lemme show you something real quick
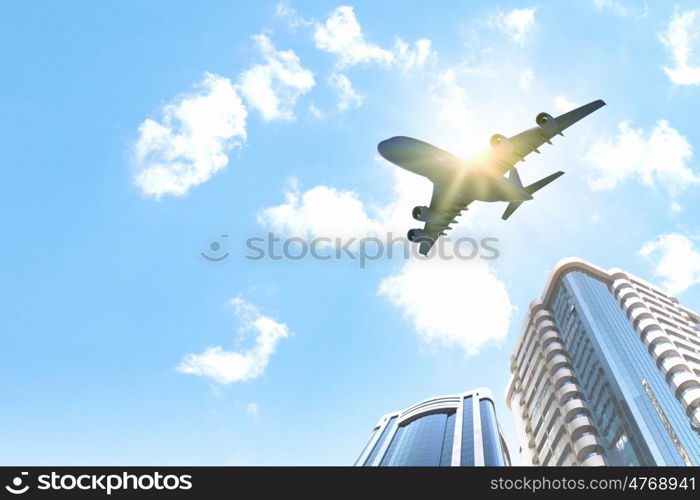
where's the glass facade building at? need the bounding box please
[507,258,700,466]
[355,388,510,466]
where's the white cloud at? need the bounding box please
[488,7,538,45]
[379,257,514,355]
[258,178,384,242]
[257,158,439,245]
[313,6,433,70]
[584,120,698,196]
[275,1,312,30]
[328,73,364,110]
[639,233,700,295]
[554,95,579,112]
[133,35,314,198]
[518,68,534,89]
[429,67,473,131]
[659,8,700,86]
[245,402,260,418]
[313,6,393,68]
[238,34,315,121]
[592,0,648,19]
[133,73,247,199]
[393,38,434,71]
[308,103,324,119]
[177,297,291,385]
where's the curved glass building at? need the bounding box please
[355,388,510,466]
[507,258,700,466]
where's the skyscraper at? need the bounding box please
[507,258,700,466]
[355,388,510,466]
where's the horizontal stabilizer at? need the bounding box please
[525,171,565,195]
[501,171,565,220]
[501,201,524,220]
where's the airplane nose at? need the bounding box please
[377,138,394,157]
[377,136,407,162]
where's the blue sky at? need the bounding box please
[3,0,700,465]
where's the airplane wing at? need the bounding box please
[378,136,473,255]
[492,99,606,172]
[415,181,473,255]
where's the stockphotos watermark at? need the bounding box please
[4,471,192,495]
[201,232,500,268]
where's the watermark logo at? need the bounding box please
[202,232,500,268]
[201,234,230,262]
[5,472,29,495]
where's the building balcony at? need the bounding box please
[553,368,575,388]
[540,329,561,346]
[536,319,557,335]
[621,296,645,312]
[557,382,580,400]
[652,342,679,361]
[691,407,700,430]
[573,434,602,463]
[628,306,652,324]
[681,387,700,409]
[636,316,658,332]
[615,286,636,302]
[567,415,596,440]
[671,371,700,397]
[641,327,666,348]
[661,356,690,377]
[533,308,554,325]
[612,279,633,296]
[548,354,569,371]
[633,311,656,330]
[528,432,536,449]
[562,398,587,421]
[543,341,564,360]
[581,454,606,466]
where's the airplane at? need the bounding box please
[377,99,606,255]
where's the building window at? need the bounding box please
[609,431,637,466]
[461,397,475,466]
[353,427,378,466]
[363,416,397,466]
[480,399,505,466]
[380,412,456,466]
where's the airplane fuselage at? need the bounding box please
[377,137,531,204]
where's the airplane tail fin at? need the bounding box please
[508,167,523,188]
[501,171,565,220]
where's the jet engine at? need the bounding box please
[412,205,431,222]
[407,228,427,242]
[535,112,560,135]
[490,134,515,156]
[490,133,510,147]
